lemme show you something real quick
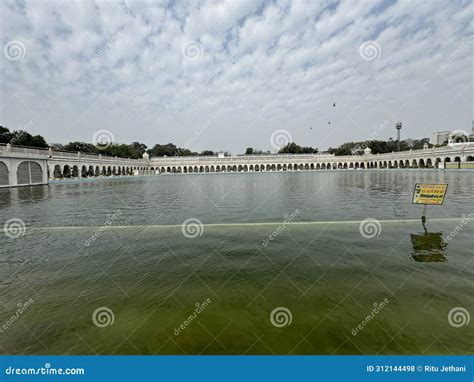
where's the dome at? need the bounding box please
[142,151,150,159]
[363,146,371,155]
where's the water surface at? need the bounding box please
[0,171,472,354]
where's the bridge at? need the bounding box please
[0,142,473,188]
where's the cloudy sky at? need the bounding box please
[0,0,472,153]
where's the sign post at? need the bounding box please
[412,183,448,233]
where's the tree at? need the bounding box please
[278,142,318,154]
[9,130,48,148]
[129,142,148,159]
[200,150,214,156]
[149,143,182,157]
[63,141,98,153]
[245,147,254,155]
[0,126,12,144]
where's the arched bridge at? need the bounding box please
[1,143,473,187]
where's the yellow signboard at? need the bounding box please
[412,183,448,205]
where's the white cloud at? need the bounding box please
[0,0,472,153]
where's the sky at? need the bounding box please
[0,0,472,153]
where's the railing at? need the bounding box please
[150,144,474,165]
[0,143,148,163]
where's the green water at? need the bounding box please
[0,171,472,354]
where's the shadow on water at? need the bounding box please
[410,220,447,262]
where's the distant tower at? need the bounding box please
[396,122,402,152]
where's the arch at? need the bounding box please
[412,159,418,168]
[355,163,360,169]
[172,166,176,173]
[254,165,259,172]
[299,164,304,170]
[419,159,425,168]
[466,156,473,162]
[205,166,210,173]
[210,166,215,172]
[304,164,309,170]
[277,164,282,171]
[117,167,122,175]
[426,158,433,168]
[316,163,321,169]
[326,163,331,170]
[244,165,248,172]
[260,165,265,171]
[63,165,71,178]
[17,161,43,185]
[310,164,314,170]
[405,160,410,168]
[322,163,326,169]
[87,165,94,176]
[238,165,243,172]
[343,163,348,169]
[249,165,254,171]
[189,166,194,173]
[102,166,107,175]
[106,166,111,176]
[199,166,204,173]
[0,161,9,185]
[454,156,461,162]
[53,164,63,178]
[81,165,88,177]
[266,164,271,171]
[337,163,343,169]
[227,165,232,172]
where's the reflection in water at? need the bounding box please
[17,185,48,202]
[410,230,447,262]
